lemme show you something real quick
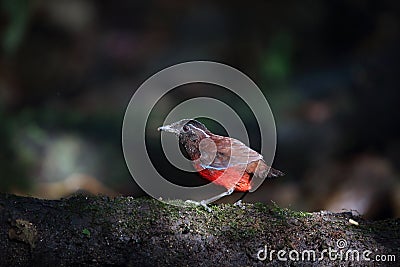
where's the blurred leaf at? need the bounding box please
[2,0,31,55]
[261,32,293,83]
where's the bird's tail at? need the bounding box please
[253,160,285,179]
[267,167,285,178]
[249,162,285,192]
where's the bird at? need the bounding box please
[158,119,284,210]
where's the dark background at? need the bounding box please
[1,0,399,219]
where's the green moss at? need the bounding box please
[82,228,91,237]
[60,195,317,245]
[270,202,312,218]
[253,202,271,213]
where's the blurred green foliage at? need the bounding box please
[2,0,31,55]
[0,109,31,191]
[261,32,293,84]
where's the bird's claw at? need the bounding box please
[184,200,198,206]
[233,199,246,209]
[233,199,242,206]
[185,200,212,212]
[200,200,212,212]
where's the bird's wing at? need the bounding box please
[204,136,263,170]
[198,136,284,179]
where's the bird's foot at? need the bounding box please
[233,200,246,209]
[185,200,212,212]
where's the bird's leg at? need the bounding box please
[233,191,248,208]
[201,187,235,205]
[185,187,235,212]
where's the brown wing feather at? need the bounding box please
[209,136,262,169]
[199,135,285,178]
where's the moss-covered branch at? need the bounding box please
[0,193,398,266]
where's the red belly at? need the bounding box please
[196,167,252,192]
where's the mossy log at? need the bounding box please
[0,193,398,266]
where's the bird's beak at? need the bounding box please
[157,124,180,135]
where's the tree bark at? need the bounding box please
[0,193,398,266]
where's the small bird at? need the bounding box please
[158,119,284,209]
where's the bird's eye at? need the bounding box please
[182,125,189,132]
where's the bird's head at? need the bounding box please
[158,119,214,160]
[158,119,211,140]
